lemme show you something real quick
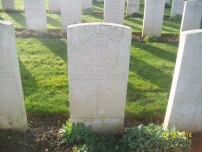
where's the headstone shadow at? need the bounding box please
[6,13,26,27]
[38,39,67,62]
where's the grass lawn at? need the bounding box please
[0,0,199,119]
[16,37,178,119]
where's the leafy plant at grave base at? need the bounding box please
[61,119,92,144]
[144,35,158,43]
[120,124,193,152]
[82,8,94,15]
[170,14,182,20]
[61,121,193,152]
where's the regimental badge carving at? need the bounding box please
[86,33,113,62]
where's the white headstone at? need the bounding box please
[82,0,92,9]
[165,0,170,4]
[49,0,61,12]
[164,30,202,132]
[61,0,82,31]
[1,0,15,10]
[68,23,132,134]
[24,0,47,32]
[180,0,202,33]
[126,0,140,16]
[142,0,165,37]
[170,0,185,17]
[104,0,125,24]
[0,21,28,132]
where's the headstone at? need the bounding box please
[126,0,140,16]
[180,0,202,33]
[142,0,165,37]
[104,0,125,24]
[49,0,61,12]
[82,0,92,9]
[165,0,170,4]
[61,0,82,31]
[1,0,15,10]
[68,23,132,134]
[24,0,47,32]
[164,30,202,132]
[170,0,185,17]
[0,21,28,132]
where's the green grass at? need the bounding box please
[126,41,177,118]
[17,38,69,114]
[16,38,178,118]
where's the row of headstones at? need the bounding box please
[1,0,202,37]
[1,19,202,133]
[143,0,202,37]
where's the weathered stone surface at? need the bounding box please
[61,0,82,31]
[24,0,47,32]
[104,0,125,24]
[67,23,132,134]
[0,21,28,132]
[49,0,61,12]
[1,0,15,10]
[180,1,202,33]
[82,0,92,9]
[164,30,202,132]
[126,0,140,16]
[170,0,185,17]
[142,0,165,37]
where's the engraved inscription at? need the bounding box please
[71,117,123,125]
[0,67,15,79]
[86,34,113,61]
[87,83,109,115]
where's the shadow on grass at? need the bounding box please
[6,13,26,27]
[19,60,39,99]
[124,17,143,32]
[136,43,176,63]
[163,19,181,30]
[38,39,67,61]
[129,55,172,92]
[92,3,104,12]
[47,15,61,28]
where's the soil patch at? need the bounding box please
[15,30,180,44]
[0,115,200,152]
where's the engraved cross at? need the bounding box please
[87,83,109,115]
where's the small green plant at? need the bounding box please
[61,119,92,144]
[144,35,158,43]
[171,14,182,20]
[82,8,94,15]
[120,124,193,152]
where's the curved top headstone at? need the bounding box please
[67,23,132,134]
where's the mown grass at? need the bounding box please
[16,37,178,118]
